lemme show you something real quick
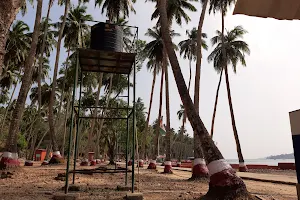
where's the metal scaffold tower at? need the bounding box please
[64,21,138,194]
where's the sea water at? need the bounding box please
[226,159,295,166]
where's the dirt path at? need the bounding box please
[0,165,297,200]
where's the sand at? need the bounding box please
[0,163,297,200]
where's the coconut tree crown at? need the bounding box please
[151,0,197,25]
[178,28,208,61]
[209,0,236,14]
[95,0,136,21]
[208,26,250,73]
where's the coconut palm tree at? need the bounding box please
[144,27,178,169]
[157,0,252,198]
[37,0,54,116]
[62,4,93,49]
[179,27,209,179]
[176,104,185,161]
[141,60,158,159]
[150,0,196,173]
[95,0,136,21]
[210,69,223,138]
[4,20,31,68]
[0,1,26,77]
[0,0,43,169]
[208,26,250,172]
[48,0,70,163]
[179,28,208,94]
[151,0,197,26]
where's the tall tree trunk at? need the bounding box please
[191,0,209,179]
[1,0,43,169]
[158,0,250,198]
[155,67,164,158]
[38,0,53,116]
[0,82,17,134]
[48,0,69,154]
[163,50,172,173]
[0,0,22,77]
[87,73,103,154]
[224,66,247,172]
[149,65,164,169]
[143,65,157,159]
[61,97,70,157]
[211,70,223,138]
[93,75,113,158]
[55,48,70,126]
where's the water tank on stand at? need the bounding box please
[91,22,123,52]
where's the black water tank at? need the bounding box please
[91,22,123,52]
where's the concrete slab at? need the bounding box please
[125,192,143,200]
[53,193,80,200]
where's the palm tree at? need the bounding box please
[208,26,250,172]
[4,20,31,68]
[179,28,208,93]
[95,0,136,21]
[210,70,223,138]
[37,0,54,116]
[179,27,209,179]
[48,0,70,163]
[141,60,158,160]
[151,0,197,26]
[0,0,43,169]
[151,0,196,173]
[62,4,93,49]
[157,0,251,198]
[0,1,24,77]
[55,4,93,128]
[144,27,178,169]
[176,104,185,161]
[0,20,31,136]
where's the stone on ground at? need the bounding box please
[125,192,143,200]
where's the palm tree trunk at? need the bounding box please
[191,0,209,180]
[155,68,164,157]
[211,70,223,138]
[0,0,22,77]
[48,0,69,156]
[55,48,70,126]
[0,0,43,170]
[61,97,70,158]
[38,0,53,116]
[87,73,103,154]
[158,0,250,198]
[143,65,157,159]
[0,82,18,134]
[224,66,247,172]
[163,50,172,173]
[93,75,113,159]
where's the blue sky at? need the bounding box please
[15,0,300,159]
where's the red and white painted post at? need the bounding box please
[163,161,172,173]
[208,159,236,185]
[239,162,248,172]
[192,158,209,179]
[49,151,64,164]
[0,152,20,169]
[80,158,89,166]
[147,159,156,169]
[138,159,144,167]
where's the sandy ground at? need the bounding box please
[0,163,297,200]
